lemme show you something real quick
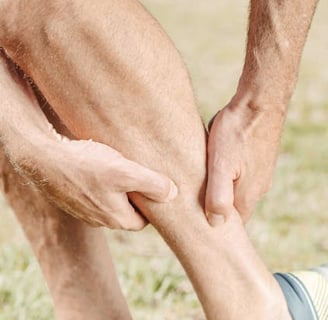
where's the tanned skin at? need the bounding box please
[207,0,319,223]
[0,55,135,320]
[0,48,178,230]
[0,0,319,319]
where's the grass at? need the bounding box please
[1,0,328,319]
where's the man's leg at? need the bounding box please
[51,69,289,318]
[76,76,289,319]
[0,123,132,320]
[2,0,290,318]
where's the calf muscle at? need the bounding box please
[1,0,290,318]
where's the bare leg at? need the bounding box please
[48,64,289,318]
[0,119,132,320]
[2,0,290,318]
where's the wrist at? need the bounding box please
[1,123,57,168]
[230,79,290,118]
[235,66,296,114]
[219,91,287,141]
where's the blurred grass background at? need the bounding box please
[1,0,328,319]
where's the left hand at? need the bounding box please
[206,99,286,224]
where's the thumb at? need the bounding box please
[205,168,234,226]
[123,160,178,203]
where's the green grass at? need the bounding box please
[1,1,328,319]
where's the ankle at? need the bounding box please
[257,280,291,320]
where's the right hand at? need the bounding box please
[24,138,178,230]
[0,48,178,231]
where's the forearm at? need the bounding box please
[237,0,319,110]
[0,53,53,159]
[206,1,320,219]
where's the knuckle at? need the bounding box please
[206,197,230,214]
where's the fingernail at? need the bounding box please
[206,211,225,226]
[166,181,178,201]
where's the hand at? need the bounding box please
[22,137,178,230]
[206,98,285,224]
[1,52,178,231]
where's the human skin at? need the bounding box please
[206,0,319,224]
[0,1,292,319]
[0,49,178,231]
[0,159,133,320]
[0,56,134,319]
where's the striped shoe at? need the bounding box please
[274,264,328,320]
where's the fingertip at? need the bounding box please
[127,163,178,203]
[164,180,178,202]
[149,178,178,203]
[206,211,225,227]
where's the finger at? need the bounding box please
[108,194,148,231]
[119,160,178,203]
[205,164,234,227]
[233,189,258,223]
